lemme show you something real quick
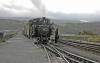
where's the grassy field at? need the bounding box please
[54,22,100,34]
[60,34,89,37]
[56,23,66,26]
[88,36,100,42]
[60,34,100,42]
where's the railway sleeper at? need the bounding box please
[55,46,98,63]
[48,44,80,63]
[67,43,100,53]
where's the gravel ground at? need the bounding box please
[53,42,100,62]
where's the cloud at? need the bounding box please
[0,7,100,22]
[0,8,16,17]
[0,0,100,22]
[0,0,47,17]
[30,0,47,16]
[46,11,100,21]
[2,3,28,11]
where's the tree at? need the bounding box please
[78,29,96,36]
[82,29,94,35]
[78,32,82,35]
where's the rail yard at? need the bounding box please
[1,0,100,63]
[41,43,98,63]
[0,17,100,63]
[0,33,100,63]
[34,40,100,63]
[60,40,100,53]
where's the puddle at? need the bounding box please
[56,57,64,61]
[6,41,13,42]
[15,38,23,40]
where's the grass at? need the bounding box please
[60,34,89,37]
[60,34,100,42]
[88,36,100,42]
[0,33,18,43]
[56,23,66,26]
[0,39,5,42]
[60,34,75,36]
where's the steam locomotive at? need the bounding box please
[23,17,54,43]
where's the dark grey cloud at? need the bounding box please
[0,4,41,17]
[0,8,100,22]
[0,8,16,17]
[0,0,47,17]
[1,1,100,22]
[0,7,100,21]
[46,11,100,22]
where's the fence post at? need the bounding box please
[87,36,89,42]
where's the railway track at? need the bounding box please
[41,43,98,63]
[59,41,100,53]
[41,44,59,63]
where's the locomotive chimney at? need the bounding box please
[42,17,46,20]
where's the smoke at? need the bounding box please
[30,0,47,17]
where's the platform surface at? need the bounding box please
[0,34,48,63]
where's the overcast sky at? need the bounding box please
[0,0,100,18]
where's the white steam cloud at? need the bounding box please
[30,0,47,17]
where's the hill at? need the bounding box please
[0,17,79,23]
[0,19,100,34]
[53,23,100,34]
[1,17,100,23]
[0,19,26,32]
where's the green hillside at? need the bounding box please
[0,19,26,31]
[54,23,100,34]
[0,19,100,35]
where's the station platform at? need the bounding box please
[0,34,48,63]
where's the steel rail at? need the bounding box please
[48,43,78,63]
[59,41,100,53]
[45,45,80,63]
[53,45,99,63]
[41,44,52,63]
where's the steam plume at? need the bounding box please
[30,0,47,17]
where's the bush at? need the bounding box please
[78,29,98,36]
[2,39,5,42]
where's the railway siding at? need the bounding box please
[45,44,99,63]
[59,35,100,54]
[60,35,100,45]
